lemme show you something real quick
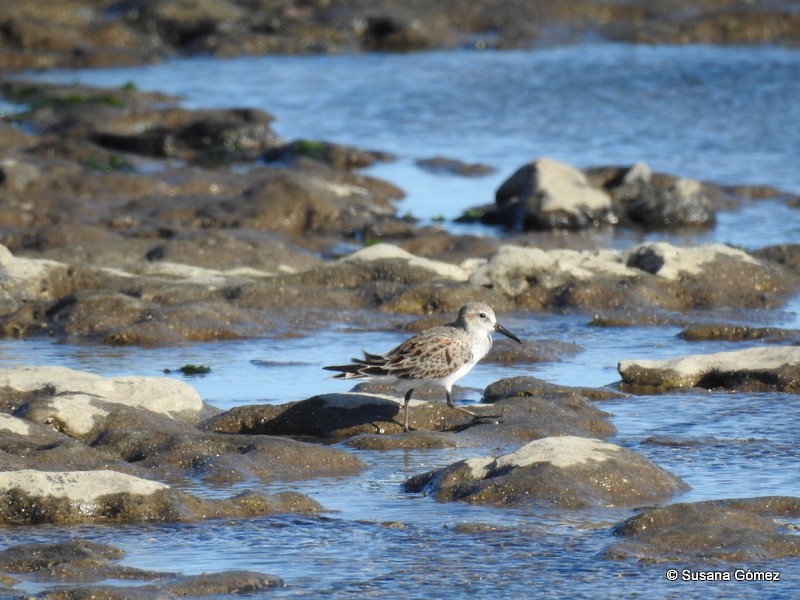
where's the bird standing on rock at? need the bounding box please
[324,302,522,432]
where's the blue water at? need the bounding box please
[4,44,800,597]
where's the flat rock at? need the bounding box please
[0,539,283,595]
[618,346,800,392]
[469,242,797,311]
[0,366,212,434]
[404,435,688,508]
[0,468,321,525]
[200,392,478,437]
[607,497,800,562]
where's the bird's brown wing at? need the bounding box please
[383,330,473,381]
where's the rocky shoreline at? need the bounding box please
[2,2,800,597]
[2,0,800,73]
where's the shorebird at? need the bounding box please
[324,302,522,432]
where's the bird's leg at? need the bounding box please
[403,389,414,433]
[446,392,502,423]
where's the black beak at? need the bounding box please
[495,322,522,344]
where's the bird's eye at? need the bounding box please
[479,312,486,319]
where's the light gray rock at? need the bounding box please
[0,469,168,502]
[619,346,800,392]
[404,435,688,507]
[337,243,471,281]
[0,366,209,434]
[495,157,614,230]
[0,468,322,525]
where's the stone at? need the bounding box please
[0,366,210,427]
[494,157,615,230]
[607,497,800,562]
[618,346,800,393]
[337,243,471,281]
[404,435,688,507]
[0,469,321,525]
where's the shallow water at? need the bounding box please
[4,44,800,597]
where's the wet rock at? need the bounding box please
[470,242,797,311]
[346,430,461,450]
[589,163,716,228]
[415,156,496,177]
[483,376,625,403]
[0,469,321,525]
[678,324,800,343]
[404,436,688,508]
[0,539,282,596]
[200,392,475,437]
[92,428,366,484]
[357,14,445,51]
[264,139,395,170]
[493,158,615,230]
[618,346,800,393]
[607,497,800,562]
[0,540,144,582]
[753,243,800,275]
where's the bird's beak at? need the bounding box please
[495,322,522,344]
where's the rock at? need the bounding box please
[678,324,800,343]
[483,376,625,403]
[0,539,283,595]
[0,244,74,315]
[626,177,715,228]
[200,392,479,437]
[264,139,395,170]
[591,163,716,228]
[607,497,800,562]
[0,469,321,525]
[618,346,800,393]
[92,428,366,484]
[357,14,446,51]
[0,366,211,430]
[404,436,688,507]
[753,244,800,275]
[469,242,797,311]
[494,158,615,230]
[415,156,496,177]
[337,243,471,282]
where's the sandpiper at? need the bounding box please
[324,302,522,432]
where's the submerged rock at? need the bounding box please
[618,346,800,393]
[607,497,800,562]
[404,436,688,508]
[0,539,283,596]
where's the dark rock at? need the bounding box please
[0,539,283,598]
[753,244,800,275]
[607,497,800,562]
[415,156,496,177]
[263,139,395,170]
[678,324,800,343]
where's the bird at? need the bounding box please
[324,302,522,432]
